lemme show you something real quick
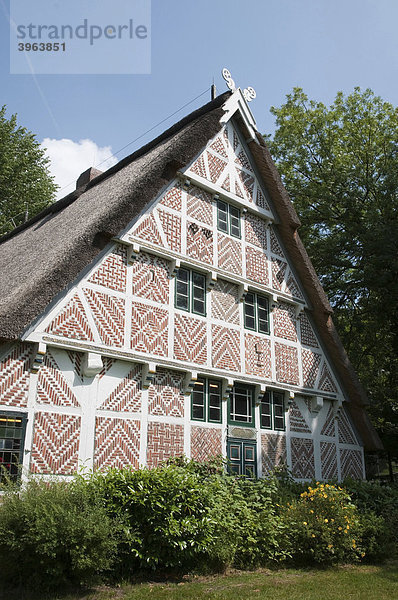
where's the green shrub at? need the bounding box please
[87,464,220,574]
[283,482,362,565]
[343,478,398,554]
[0,478,118,590]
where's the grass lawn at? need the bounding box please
[7,562,398,600]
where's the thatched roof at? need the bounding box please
[0,90,382,451]
[0,92,229,340]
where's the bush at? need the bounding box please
[0,478,118,590]
[87,463,220,574]
[283,482,363,565]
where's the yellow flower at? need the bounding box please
[324,519,329,523]
[346,525,350,530]
[303,521,308,526]
[310,510,314,514]
[324,494,328,498]
[338,527,342,531]
[311,534,315,538]
[328,544,333,549]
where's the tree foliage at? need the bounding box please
[0,105,57,235]
[267,88,398,457]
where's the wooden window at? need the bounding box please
[175,268,206,316]
[217,200,241,238]
[191,378,222,423]
[228,385,254,427]
[244,293,270,334]
[0,412,27,482]
[260,391,285,431]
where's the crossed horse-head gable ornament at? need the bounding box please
[222,67,256,102]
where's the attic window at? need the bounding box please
[217,200,241,238]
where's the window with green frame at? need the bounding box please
[228,384,255,427]
[175,268,206,316]
[217,199,241,238]
[260,391,285,431]
[0,412,27,482]
[244,292,270,334]
[191,378,222,423]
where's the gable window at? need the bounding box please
[260,391,285,431]
[217,199,241,238]
[191,378,222,423]
[244,292,270,334]
[228,385,255,427]
[175,268,206,316]
[0,412,27,482]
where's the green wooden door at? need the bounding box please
[227,439,257,478]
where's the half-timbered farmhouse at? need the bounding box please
[0,87,382,482]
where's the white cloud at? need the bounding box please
[40,138,118,199]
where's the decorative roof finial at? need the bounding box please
[222,67,256,102]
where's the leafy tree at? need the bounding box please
[267,88,398,469]
[0,105,57,235]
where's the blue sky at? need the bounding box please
[1,0,398,196]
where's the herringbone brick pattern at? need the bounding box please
[148,368,185,417]
[84,288,125,348]
[221,174,230,192]
[132,213,163,246]
[321,404,336,437]
[191,426,222,462]
[299,313,319,348]
[211,279,240,324]
[337,408,357,445]
[245,333,272,377]
[237,170,255,201]
[273,303,298,342]
[187,185,213,225]
[271,259,287,291]
[275,342,299,385]
[130,302,168,356]
[289,400,311,433]
[186,221,213,264]
[218,234,242,275]
[94,417,140,470]
[0,343,32,408]
[207,152,227,184]
[157,210,181,252]
[37,350,80,407]
[88,244,127,292]
[212,325,240,371]
[30,412,80,474]
[209,134,228,158]
[159,185,182,211]
[100,364,142,412]
[321,441,338,479]
[270,227,283,256]
[132,252,169,304]
[261,433,286,474]
[190,154,207,179]
[146,422,184,468]
[256,188,270,211]
[319,364,338,393]
[245,213,268,249]
[235,150,253,172]
[340,448,363,479]
[174,314,207,364]
[291,437,315,479]
[286,274,304,299]
[246,246,269,285]
[301,348,322,388]
[46,294,95,341]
